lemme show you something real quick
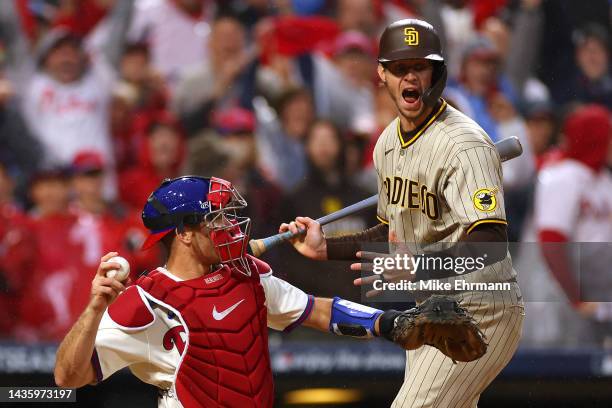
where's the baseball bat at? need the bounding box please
[249,136,523,257]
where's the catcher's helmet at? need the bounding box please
[141,176,251,274]
[378,19,447,107]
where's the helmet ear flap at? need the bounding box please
[422,62,447,107]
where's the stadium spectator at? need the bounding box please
[537,0,610,106]
[182,130,231,179]
[524,101,562,171]
[51,0,115,38]
[329,30,377,134]
[502,0,545,98]
[119,43,168,113]
[445,36,518,142]
[336,0,378,36]
[439,0,475,78]
[109,83,139,171]
[564,24,612,107]
[0,3,34,90]
[0,55,42,203]
[278,119,374,298]
[445,34,534,212]
[284,119,373,238]
[356,86,401,193]
[487,92,535,188]
[22,28,117,198]
[174,15,255,136]
[127,0,214,89]
[215,0,272,30]
[0,163,34,337]
[255,16,374,133]
[487,91,535,241]
[69,151,160,277]
[15,168,83,342]
[212,107,281,239]
[254,88,313,191]
[119,112,185,210]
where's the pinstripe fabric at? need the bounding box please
[372,102,524,407]
[391,288,524,408]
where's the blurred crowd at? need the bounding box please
[0,0,610,344]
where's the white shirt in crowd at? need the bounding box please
[128,0,212,90]
[535,160,612,242]
[22,62,117,198]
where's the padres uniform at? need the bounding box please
[374,100,524,407]
[363,19,525,408]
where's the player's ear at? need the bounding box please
[175,228,193,245]
[377,63,387,84]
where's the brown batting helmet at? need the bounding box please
[378,19,447,107]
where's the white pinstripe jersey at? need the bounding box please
[373,100,515,283]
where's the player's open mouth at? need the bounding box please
[402,89,420,104]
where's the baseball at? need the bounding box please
[106,256,130,281]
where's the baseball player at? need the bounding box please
[281,19,524,407]
[535,105,612,330]
[54,175,467,408]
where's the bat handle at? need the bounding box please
[248,228,305,257]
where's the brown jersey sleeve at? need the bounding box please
[326,223,389,260]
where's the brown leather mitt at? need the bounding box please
[379,294,487,363]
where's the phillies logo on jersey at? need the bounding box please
[163,325,186,355]
[39,87,98,114]
[579,198,611,219]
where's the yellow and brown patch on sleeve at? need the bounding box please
[472,187,499,212]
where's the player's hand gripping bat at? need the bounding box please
[249,136,523,257]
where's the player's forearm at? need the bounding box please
[412,224,508,281]
[302,297,332,332]
[54,303,104,388]
[326,223,389,260]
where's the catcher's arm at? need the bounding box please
[379,295,488,363]
[303,296,486,362]
[55,252,126,388]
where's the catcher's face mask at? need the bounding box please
[142,176,252,276]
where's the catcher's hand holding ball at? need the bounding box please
[90,252,128,312]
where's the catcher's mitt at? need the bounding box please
[380,295,487,363]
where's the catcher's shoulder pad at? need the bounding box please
[107,285,156,330]
[245,254,272,277]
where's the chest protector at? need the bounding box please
[133,259,273,408]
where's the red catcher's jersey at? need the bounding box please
[107,261,274,408]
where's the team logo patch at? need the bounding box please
[404,27,419,45]
[473,187,498,212]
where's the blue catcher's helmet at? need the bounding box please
[141,176,251,272]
